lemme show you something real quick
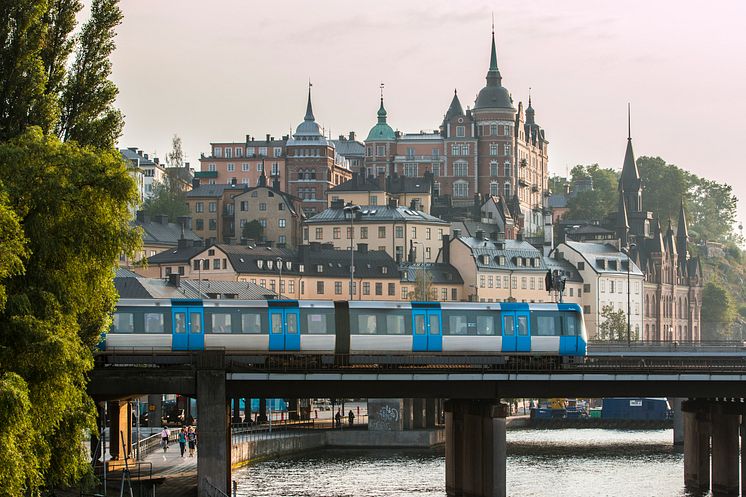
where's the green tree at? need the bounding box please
[548,175,567,196]
[689,178,738,243]
[242,220,264,240]
[166,134,184,168]
[0,188,28,311]
[409,267,434,301]
[566,164,618,220]
[597,304,631,341]
[637,156,692,223]
[57,0,123,148]
[701,281,736,340]
[141,179,188,222]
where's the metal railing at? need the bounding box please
[203,477,234,497]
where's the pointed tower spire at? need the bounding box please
[526,87,536,125]
[485,24,502,87]
[677,199,689,239]
[444,88,464,123]
[377,82,387,124]
[619,103,642,213]
[304,80,315,121]
[616,189,629,246]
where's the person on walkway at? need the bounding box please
[187,426,197,457]
[160,426,170,454]
[348,410,355,426]
[335,409,342,428]
[177,427,187,457]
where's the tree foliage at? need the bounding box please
[141,179,188,222]
[566,164,618,220]
[597,304,637,341]
[701,281,736,340]
[409,267,435,301]
[0,0,137,493]
[242,220,264,241]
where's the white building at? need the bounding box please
[553,240,644,340]
[121,148,167,202]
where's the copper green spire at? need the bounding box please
[486,25,502,87]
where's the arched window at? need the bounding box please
[503,181,511,198]
[453,180,468,198]
[490,161,498,176]
[504,161,511,176]
[645,324,649,339]
[645,295,649,317]
[490,181,499,196]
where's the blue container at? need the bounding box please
[601,398,670,421]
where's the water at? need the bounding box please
[235,428,702,497]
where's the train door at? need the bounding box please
[412,308,442,352]
[172,305,204,351]
[268,307,301,351]
[501,310,530,353]
[559,311,580,355]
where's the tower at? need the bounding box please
[364,85,396,179]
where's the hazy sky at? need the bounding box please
[109,0,746,227]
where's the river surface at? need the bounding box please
[234,428,702,497]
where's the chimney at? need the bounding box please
[517,233,524,242]
[246,134,251,143]
[177,215,192,230]
[272,176,280,191]
[331,199,345,209]
[266,133,270,143]
[144,153,149,160]
[192,178,200,189]
[154,157,159,165]
[349,131,356,141]
[297,244,307,258]
[310,241,321,251]
[475,230,485,240]
[442,234,450,264]
[453,228,461,238]
[358,243,368,254]
[167,273,180,287]
[155,214,168,225]
[388,197,398,208]
[410,199,420,211]
[377,171,386,189]
[177,237,189,249]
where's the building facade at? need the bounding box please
[185,183,248,244]
[233,180,305,248]
[198,135,287,188]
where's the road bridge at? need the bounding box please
[90,349,746,497]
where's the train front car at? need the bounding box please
[529,302,587,363]
[105,298,175,351]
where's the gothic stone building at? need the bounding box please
[362,30,549,235]
[615,130,703,342]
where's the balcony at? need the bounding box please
[519,179,529,187]
[393,155,443,163]
[531,184,539,192]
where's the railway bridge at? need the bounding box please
[90,345,746,497]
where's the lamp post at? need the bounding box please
[276,257,283,299]
[622,243,637,346]
[343,204,361,301]
[413,241,426,300]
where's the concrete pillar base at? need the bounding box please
[197,351,230,497]
[670,398,684,445]
[711,406,739,497]
[107,400,132,461]
[683,400,710,492]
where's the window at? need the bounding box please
[395,226,404,238]
[316,281,324,294]
[316,264,323,272]
[490,124,497,135]
[454,161,467,176]
[144,313,164,333]
[259,203,267,211]
[388,283,395,296]
[363,282,371,295]
[425,247,431,260]
[378,227,386,238]
[208,219,217,230]
[240,201,248,211]
[271,162,279,176]
[503,182,511,198]
[578,262,585,270]
[490,161,498,176]
[333,227,341,239]
[360,227,368,239]
[195,202,204,213]
[112,312,134,333]
[504,162,511,176]
[490,182,499,196]
[335,281,342,295]
[258,147,267,156]
[208,163,216,172]
[211,313,232,333]
[583,283,591,292]
[453,181,468,198]
[258,219,266,228]
[227,163,235,172]
[456,125,465,137]
[451,144,459,155]
[480,275,485,288]
[411,227,417,238]
[242,163,249,171]
[402,287,409,299]
[279,219,286,228]
[274,147,282,157]
[347,227,353,239]
[209,202,217,213]
[212,258,220,269]
[376,145,385,156]
[279,235,286,244]
[461,144,469,155]
[315,227,323,240]
[195,218,203,230]
[583,305,591,314]
[490,144,498,156]
[504,144,511,156]
[601,280,605,293]
[375,282,383,295]
[404,163,417,177]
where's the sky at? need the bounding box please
[108,0,746,228]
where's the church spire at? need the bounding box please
[616,189,629,247]
[526,87,536,125]
[377,83,388,124]
[485,24,502,87]
[676,199,689,256]
[619,103,642,212]
[304,81,315,121]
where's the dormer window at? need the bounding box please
[267,260,273,269]
[299,264,304,272]
[516,258,523,267]
[499,256,506,266]
[257,260,263,269]
[316,264,323,272]
[381,266,388,274]
[285,261,292,270]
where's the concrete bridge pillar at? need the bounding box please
[741,414,746,497]
[107,400,131,461]
[258,398,267,423]
[244,397,252,422]
[232,398,241,423]
[669,397,684,445]
[425,399,437,428]
[402,398,413,430]
[683,400,710,492]
[446,400,508,497]
[413,399,425,429]
[147,394,162,428]
[711,405,739,497]
[197,351,230,497]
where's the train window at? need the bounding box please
[190,313,202,334]
[387,314,406,335]
[533,313,559,336]
[144,313,164,333]
[174,313,186,334]
[112,312,134,333]
[270,314,282,334]
[563,313,580,336]
[241,313,262,334]
[476,315,496,335]
[429,314,440,335]
[211,313,232,333]
[517,316,529,336]
[286,313,298,334]
[503,315,515,336]
[446,314,467,335]
[305,313,328,334]
[356,314,377,334]
[414,315,426,335]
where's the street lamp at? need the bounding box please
[197,258,206,296]
[621,243,637,346]
[412,241,426,300]
[276,257,283,299]
[343,203,361,301]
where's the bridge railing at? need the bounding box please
[587,339,746,354]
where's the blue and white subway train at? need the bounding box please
[104,300,587,362]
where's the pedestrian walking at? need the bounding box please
[335,409,342,428]
[348,410,355,426]
[177,427,187,457]
[160,426,170,454]
[187,426,197,457]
